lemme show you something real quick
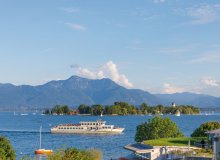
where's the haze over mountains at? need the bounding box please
[0,76,219,109]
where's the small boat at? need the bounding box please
[20,113,28,116]
[175,110,180,116]
[35,126,53,155]
[35,149,53,155]
[51,120,124,134]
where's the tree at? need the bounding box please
[50,105,71,115]
[120,108,128,115]
[191,121,220,137]
[103,105,111,115]
[47,147,102,160]
[156,104,165,114]
[62,105,70,114]
[0,136,16,160]
[91,105,103,116]
[140,103,148,114]
[78,104,91,114]
[135,116,184,142]
[111,105,121,115]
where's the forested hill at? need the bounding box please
[0,76,219,109]
[0,76,158,109]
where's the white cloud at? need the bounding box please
[201,77,219,87]
[162,83,186,94]
[61,8,80,13]
[72,61,133,88]
[186,4,220,25]
[65,23,87,31]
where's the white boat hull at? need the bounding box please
[51,120,124,134]
[51,128,124,134]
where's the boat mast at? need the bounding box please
[40,126,42,149]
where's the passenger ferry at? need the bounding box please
[51,120,124,134]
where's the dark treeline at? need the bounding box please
[44,105,71,115]
[44,102,200,116]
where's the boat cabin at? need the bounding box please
[80,120,106,126]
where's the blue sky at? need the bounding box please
[0,0,220,96]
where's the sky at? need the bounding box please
[0,0,220,96]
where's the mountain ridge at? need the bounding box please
[0,76,219,109]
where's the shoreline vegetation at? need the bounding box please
[0,136,102,160]
[133,117,214,158]
[144,137,206,147]
[43,102,200,116]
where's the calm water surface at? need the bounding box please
[0,112,220,160]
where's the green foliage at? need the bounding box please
[140,103,148,114]
[144,137,205,146]
[151,105,200,115]
[91,105,104,116]
[135,116,184,142]
[44,102,200,116]
[50,105,70,115]
[0,136,16,160]
[78,104,91,114]
[47,147,102,160]
[191,121,220,137]
[20,156,38,160]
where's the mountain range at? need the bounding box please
[0,76,219,109]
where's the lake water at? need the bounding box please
[0,112,220,160]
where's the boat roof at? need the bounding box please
[80,120,106,123]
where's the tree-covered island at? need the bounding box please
[44,102,200,116]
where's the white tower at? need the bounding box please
[171,102,176,107]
